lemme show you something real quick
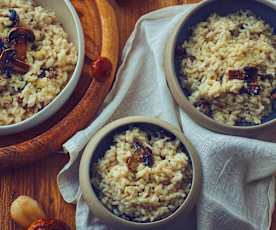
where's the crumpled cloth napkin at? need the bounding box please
[57,4,276,230]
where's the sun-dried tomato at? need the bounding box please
[228,69,244,80]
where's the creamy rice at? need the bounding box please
[0,0,77,125]
[178,11,276,126]
[92,128,192,222]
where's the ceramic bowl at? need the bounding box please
[0,0,84,135]
[79,116,201,230]
[165,0,276,138]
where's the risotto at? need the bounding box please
[0,0,77,125]
[178,11,276,126]
[92,128,192,222]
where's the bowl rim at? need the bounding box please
[164,0,276,136]
[0,0,85,135]
[79,116,201,228]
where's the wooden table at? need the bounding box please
[0,0,275,229]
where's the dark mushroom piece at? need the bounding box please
[8,27,35,61]
[246,83,261,96]
[0,48,30,75]
[126,139,155,172]
[8,9,20,27]
[194,100,212,117]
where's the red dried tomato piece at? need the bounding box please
[91,57,112,82]
[228,69,244,80]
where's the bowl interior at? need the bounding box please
[173,0,276,126]
[36,0,79,47]
[0,0,84,135]
[89,122,194,223]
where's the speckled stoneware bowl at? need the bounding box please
[165,0,276,139]
[0,0,84,135]
[79,116,201,230]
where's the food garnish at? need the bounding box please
[10,195,46,227]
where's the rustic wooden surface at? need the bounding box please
[0,0,275,229]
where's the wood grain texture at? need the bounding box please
[0,0,119,170]
[0,0,275,229]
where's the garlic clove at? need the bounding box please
[10,195,46,227]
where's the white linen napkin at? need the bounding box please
[57,4,276,230]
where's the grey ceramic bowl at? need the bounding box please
[79,116,201,230]
[0,0,84,136]
[165,0,276,139]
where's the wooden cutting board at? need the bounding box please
[0,0,119,170]
[1,0,276,229]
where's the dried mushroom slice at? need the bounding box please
[194,100,212,117]
[8,27,35,61]
[142,147,154,167]
[126,138,154,172]
[0,48,30,76]
[126,151,142,172]
[240,83,261,96]
[8,9,20,27]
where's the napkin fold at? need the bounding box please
[57,4,276,230]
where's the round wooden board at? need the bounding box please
[0,0,119,170]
